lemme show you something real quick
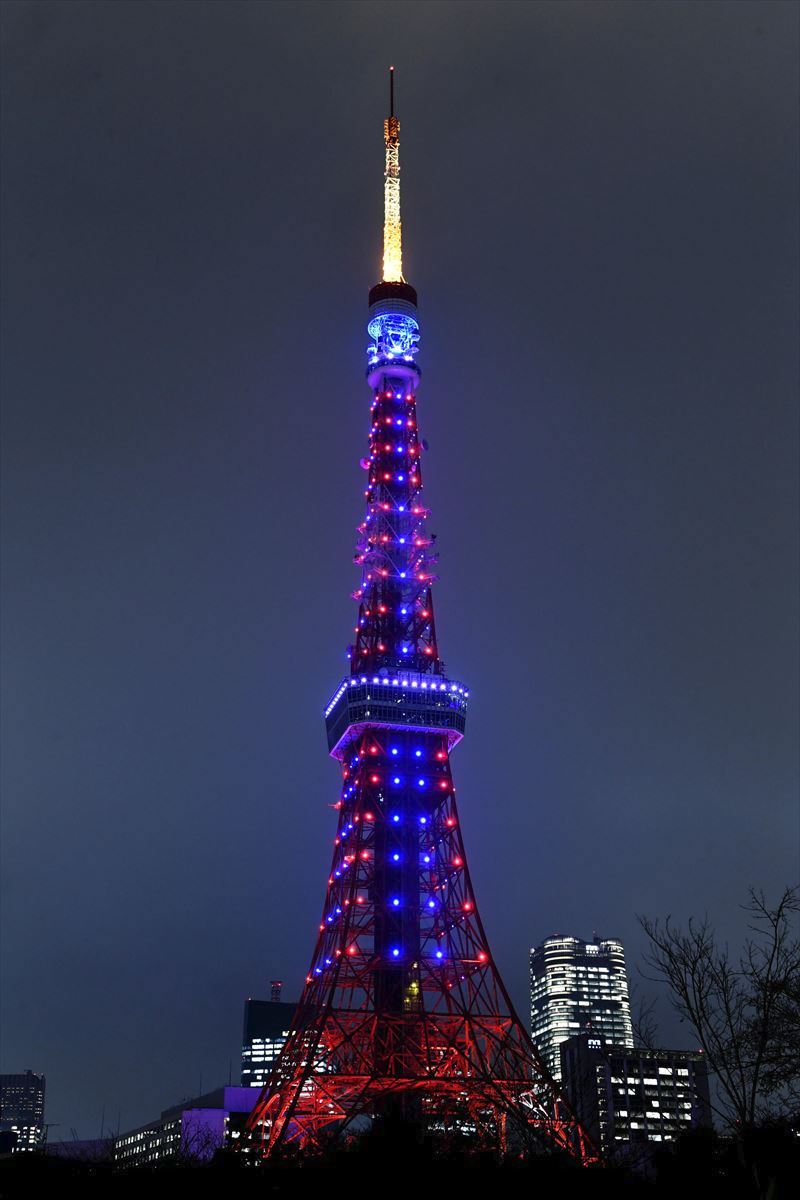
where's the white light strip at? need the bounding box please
[325,671,470,716]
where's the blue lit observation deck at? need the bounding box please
[325,671,469,761]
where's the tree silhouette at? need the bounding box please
[639,885,799,1130]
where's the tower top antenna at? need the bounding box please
[382,68,403,283]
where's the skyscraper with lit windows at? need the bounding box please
[241,994,297,1090]
[0,1071,46,1152]
[530,936,634,1079]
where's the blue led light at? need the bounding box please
[391,814,400,823]
[391,898,400,907]
[435,950,444,960]
[418,778,426,787]
[393,776,401,785]
[414,750,422,758]
[391,948,401,958]
[392,853,401,862]
[367,311,420,359]
[391,748,399,756]
[428,899,435,908]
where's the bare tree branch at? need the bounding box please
[638,886,800,1133]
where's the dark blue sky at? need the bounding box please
[1,0,797,1137]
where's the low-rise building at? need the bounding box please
[114,1086,255,1167]
[560,1034,711,1159]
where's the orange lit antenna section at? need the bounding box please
[382,66,403,283]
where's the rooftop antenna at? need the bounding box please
[389,64,394,118]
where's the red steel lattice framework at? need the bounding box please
[245,73,597,1165]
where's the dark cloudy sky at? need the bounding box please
[1,0,797,1138]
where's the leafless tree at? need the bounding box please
[639,885,800,1131]
[172,1113,225,1166]
[629,982,659,1050]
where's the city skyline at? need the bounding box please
[1,1,797,1138]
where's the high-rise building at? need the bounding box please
[560,1035,711,1158]
[530,936,634,1078]
[0,1070,46,1152]
[241,996,297,1090]
[244,72,595,1165]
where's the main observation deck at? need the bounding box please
[325,670,469,761]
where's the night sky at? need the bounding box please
[1,0,797,1138]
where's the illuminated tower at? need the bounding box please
[246,71,594,1163]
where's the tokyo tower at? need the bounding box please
[246,71,595,1164]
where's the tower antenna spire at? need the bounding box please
[382,67,403,283]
